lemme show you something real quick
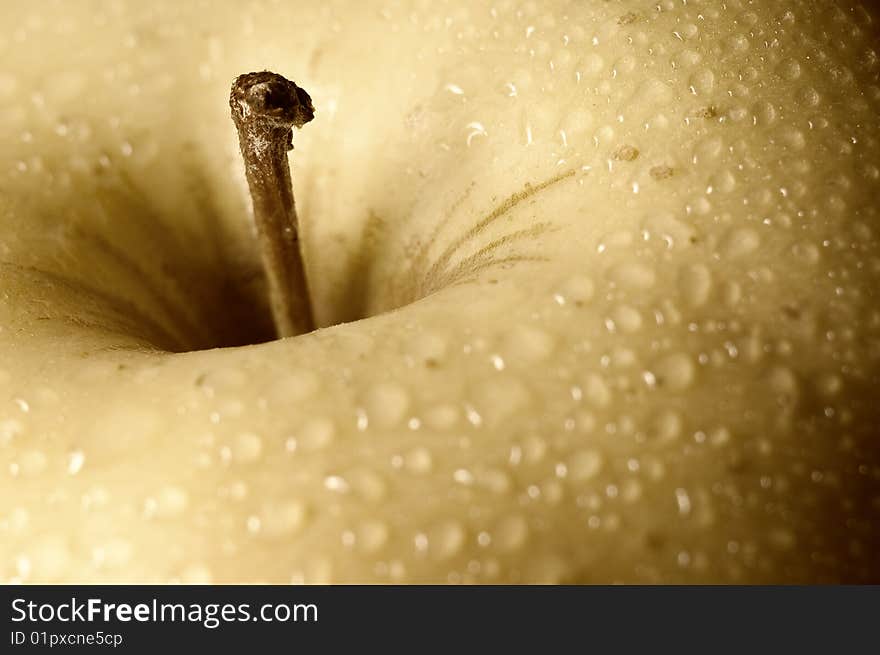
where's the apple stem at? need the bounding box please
[230,71,315,338]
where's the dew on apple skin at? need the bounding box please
[293,417,336,452]
[13,450,47,477]
[403,447,433,474]
[511,435,548,467]
[524,554,570,584]
[363,382,410,428]
[0,0,876,585]
[816,374,843,397]
[554,275,595,307]
[642,213,696,250]
[478,468,513,496]
[346,469,388,503]
[464,121,488,147]
[566,449,603,483]
[323,475,349,494]
[92,538,134,569]
[179,564,213,584]
[688,68,716,95]
[606,262,656,291]
[798,86,822,107]
[196,366,248,395]
[407,331,449,365]
[674,488,692,517]
[502,324,555,363]
[257,499,308,538]
[67,449,86,475]
[147,485,188,519]
[15,538,71,582]
[423,403,460,430]
[620,479,643,504]
[610,304,643,334]
[767,366,799,407]
[427,519,466,561]
[0,418,24,446]
[678,264,713,307]
[230,432,263,463]
[650,410,684,444]
[473,376,529,425]
[268,370,320,405]
[353,519,390,554]
[581,373,611,408]
[651,353,696,391]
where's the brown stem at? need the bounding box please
[230,71,315,338]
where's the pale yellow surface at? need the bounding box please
[0,0,878,582]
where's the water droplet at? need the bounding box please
[689,68,716,94]
[478,469,512,495]
[792,241,821,265]
[295,417,336,451]
[231,432,263,463]
[19,450,47,476]
[429,520,466,560]
[556,275,595,306]
[675,488,692,516]
[153,486,188,518]
[611,305,643,333]
[423,404,460,430]
[679,264,712,306]
[567,449,603,482]
[348,469,388,503]
[474,377,529,425]
[180,564,213,584]
[364,383,410,428]
[721,228,761,258]
[356,519,390,553]
[270,370,319,404]
[581,373,612,408]
[651,410,684,443]
[408,332,448,364]
[465,121,488,147]
[607,262,656,290]
[0,73,19,99]
[525,554,569,584]
[196,367,247,394]
[768,366,799,406]
[621,479,643,503]
[652,353,696,390]
[453,468,475,485]
[67,450,85,475]
[25,538,71,581]
[816,374,843,397]
[503,325,555,363]
[259,499,307,537]
[768,528,796,550]
[324,475,350,493]
[93,538,133,569]
[404,447,433,474]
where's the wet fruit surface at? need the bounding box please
[0,1,878,582]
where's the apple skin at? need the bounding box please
[0,0,878,583]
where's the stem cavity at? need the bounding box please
[230,71,315,338]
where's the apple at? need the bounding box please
[0,0,878,583]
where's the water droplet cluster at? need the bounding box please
[0,0,878,583]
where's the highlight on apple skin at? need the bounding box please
[0,1,878,583]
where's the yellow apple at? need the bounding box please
[0,0,878,583]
